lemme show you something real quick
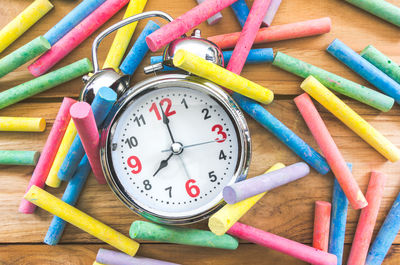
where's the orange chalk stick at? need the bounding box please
[313,201,331,254]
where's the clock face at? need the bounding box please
[103,77,249,223]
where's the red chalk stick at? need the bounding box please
[294,93,367,210]
[228,222,337,265]
[347,171,386,265]
[70,102,106,184]
[208,17,331,49]
[19,97,76,214]
[145,0,238,52]
[313,201,331,255]
[226,0,271,74]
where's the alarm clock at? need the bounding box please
[89,11,251,225]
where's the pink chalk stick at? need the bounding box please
[294,93,367,210]
[226,0,271,75]
[195,0,223,25]
[228,222,337,265]
[262,0,281,27]
[19,97,76,214]
[347,171,386,265]
[28,0,129,76]
[313,201,331,254]
[208,17,331,49]
[70,102,106,184]
[145,0,237,52]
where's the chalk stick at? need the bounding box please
[327,39,400,105]
[145,0,238,51]
[345,0,400,27]
[195,0,223,25]
[0,117,46,132]
[232,93,330,175]
[294,93,367,209]
[223,162,310,204]
[173,50,274,105]
[208,17,331,49]
[44,156,91,245]
[97,248,181,265]
[262,0,281,27]
[0,0,53,54]
[44,0,106,46]
[272,52,394,112]
[0,36,50,78]
[361,45,400,85]
[58,87,117,181]
[0,150,40,166]
[29,0,130,76]
[347,171,386,265]
[0,58,92,110]
[230,0,250,27]
[70,102,105,184]
[103,0,148,71]
[130,221,238,250]
[313,201,331,254]
[301,76,400,162]
[120,20,160,75]
[25,185,139,255]
[228,222,337,265]
[328,164,352,265]
[19,98,76,214]
[93,262,105,265]
[226,0,272,74]
[209,163,285,236]
[366,190,400,265]
[45,120,77,188]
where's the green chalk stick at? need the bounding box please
[0,36,51,78]
[0,150,40,166]
[345,0,400,27]
[0,58,92,110]
[361,45,400,84]
[272,52,394,112]
[130,221,239,250]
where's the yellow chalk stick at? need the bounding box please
[209,163,285,236]
[0,116,46,132]
[93,262,105,265]
[46,120,77,188]
[24,185,140,256]
[0,0,53,53]
[173,49,274,105]
[103,0,148,71]
[301,76,400,162]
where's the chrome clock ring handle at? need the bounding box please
[91,11,174,73]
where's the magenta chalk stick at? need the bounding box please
[228,222,337,265]
[28,0,129,76]
[145,0,237,52]
[19,97,76,214]
[294,93,367,210]
[70,102,105,184]
[313,201,331,254]
[347,171,386,265]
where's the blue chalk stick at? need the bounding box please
[328,163,352,265]
[365,190,400,265]
[230,0,250,27]
[327,39,400,105]
[58,86,117,181]
[120,20,160,76]
[44,156,91,245]
[232,93,330,175]
[44,0,106,46]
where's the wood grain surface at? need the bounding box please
[0,0,400,264]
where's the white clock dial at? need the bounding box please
[109,85,240,218]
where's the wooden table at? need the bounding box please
[1,0,400,264]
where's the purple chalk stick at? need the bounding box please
[262,0,281,27]
[223,162,310,204]
[96,248,181,265]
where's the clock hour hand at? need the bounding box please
[160,103,175,143]
[153,153,173,177]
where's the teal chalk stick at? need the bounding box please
[0,150,40,166]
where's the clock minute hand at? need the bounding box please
[153,153,173,177]
[160,103,175,143]
[161,138,225,152]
